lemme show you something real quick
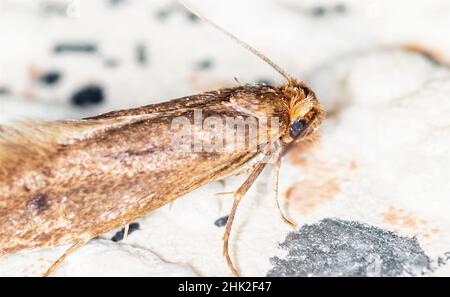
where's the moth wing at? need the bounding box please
[0,85,289,254]
[0,117,143,176]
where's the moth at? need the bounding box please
[0,2,324,276]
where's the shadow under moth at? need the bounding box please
[0,2,324,276]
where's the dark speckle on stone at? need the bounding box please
[28,194,49,213]
[71,85,105,107]
[267,218,431,277]
[311,6,327,17]
[111,222,140,242]
[0,87,10,95]
[214,215,228,227]
[39,71,61,86]
[436,252,450,267]
[335,3,347,13]
[156,9,170,21]
[104,58,120,68]
[155,6,198,23]
[186,12,199,22]
[196,59,213,70]
[136,43,148,66]
[54,43,97,54]
[41,3,67,16]
[109,0,126,6]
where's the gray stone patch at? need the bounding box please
[267,218,431,277]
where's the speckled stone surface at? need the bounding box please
[1,0,450,277]
[267,219,431,277]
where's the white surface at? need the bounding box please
[0,0,449,276]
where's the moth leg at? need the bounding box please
[123,224,130,239]
[215,191,234,197]
[43,239,88,277]
[223,160,267,276]
[273,158,296,228]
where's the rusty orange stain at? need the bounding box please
[285,174,340,216]
[381,207,420,229]
[27,65,40,80]
[288,135,320,166]
[380,207,439,239]
[284,135,347,216]
[404,44,450,66]
[285,136,361,216]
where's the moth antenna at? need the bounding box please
[177,0,293,82]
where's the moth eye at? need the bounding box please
[290,119,306,138]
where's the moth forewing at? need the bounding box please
[0,85,292,251]
[0,1,324,276]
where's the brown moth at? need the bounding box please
[0,2,324,276]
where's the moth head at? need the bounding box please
[281,80,324,144]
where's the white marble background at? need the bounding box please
[0,0,450,276]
